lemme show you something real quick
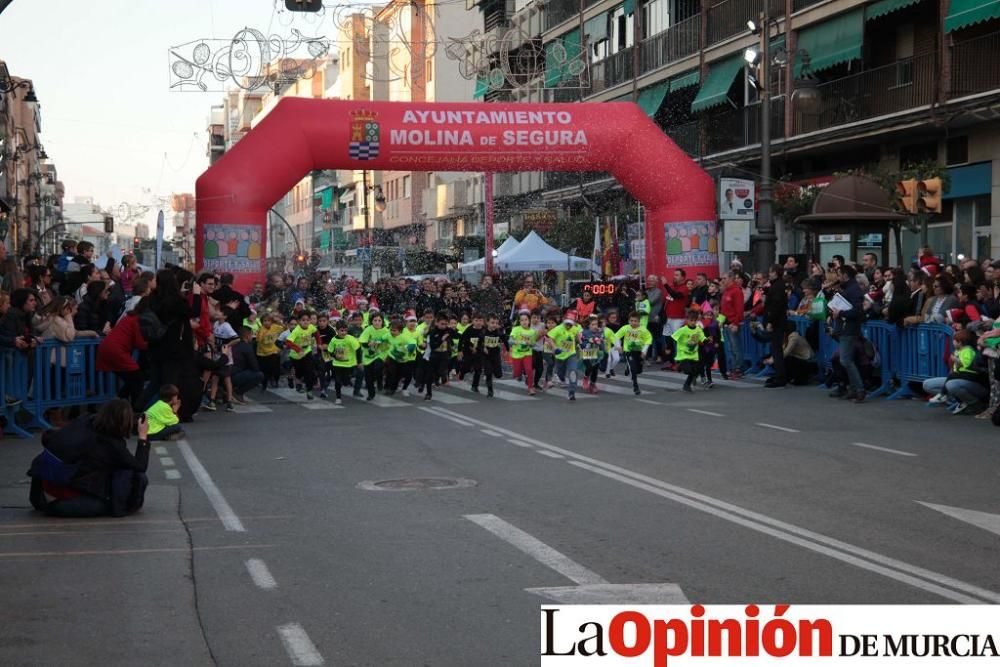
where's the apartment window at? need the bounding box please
[644,0,670,37]
[946,136,969,166]
[403,175,411,198]
[899,141,937,168]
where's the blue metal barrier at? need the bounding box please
[28,339,118,431]
[1,349,33,438]
[860,320,897,398]
[887,323,954,400]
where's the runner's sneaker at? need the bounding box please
[928,393,948,405]
[296,384,305,394]
[306,392,314,400]
[203,400,217,412]
[335,398,343,405]
[949,401,968,415]
[287,377,294,389]
[319,390,328,399]
[224,402,234,412]
[231,394,246,405]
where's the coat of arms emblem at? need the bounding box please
[349,109,379,160]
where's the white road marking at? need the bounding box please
[635,398,665,406]
[164,469,181,480]
[176,440,245,532]
[343,393,408,408]
[428,407,1000,604]
[448,381,535,401]
[277,623,325,666]
[537,450,565,459]
[688,408,724,417]
[480,429,503,437]
[246,558,277,590]
[418,406,472,426]
[153,446,168,455]
[231,402,273,414]
[417,390,475,404]
[918,502,1000,538]
[568,460,985,605]
[578,381,646,396]
[159,457,175,467]
[851,442,917,457]
[507,439,534,448]
[465,514,607,586]
[268,387,341,410]
[496,379,595,398]
[756,422,800,433]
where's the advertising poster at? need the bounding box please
[719,177,755,221]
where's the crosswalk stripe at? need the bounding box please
[231,402,273,414]
[494,379,596,399]
[266,387,342,409]
[420,390,476,405]
[446,380,536,401]
[601,374,680,391]
[342,393,410,408]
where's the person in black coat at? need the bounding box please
[0,288,39,349]
[763,265,788,388]
[28,399,150,517]
[74,281,110,334]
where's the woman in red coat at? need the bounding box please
[97,301,149,410]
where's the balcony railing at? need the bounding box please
[703,96,786,154]
[544,171,611,190]
[543,0,604,31]
[640,14,701,74]
[791,0,825,11]
[707,0,784,46]
[587,47,634,94]
[794,53,935,135]
[950,31,1000,99]
[666,120,701,156]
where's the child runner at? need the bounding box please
[698,303,721,388]
[529,310,547,389]
[539,314,559,389]
[548,311,583,401]
[314,314,335,398]
[347,311,365,397]
[256,313,284,391]
[327,320,360,405]
[285,313,318,400]
[424,314,453,401]
[401,314,422,397]
[385,319,413,396]
[614,312,653,395]
[635,289,651,332]
[481,315,507,398]
[460,314,487,393]
[579,316,606,394]
[279,316,296,389]
[358,312,391,400]
[672,308,706,393]
[508,311,538,395]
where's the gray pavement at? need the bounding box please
[2,369,999,665]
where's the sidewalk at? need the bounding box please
[0,437,213,666]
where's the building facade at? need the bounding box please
[470,0,1000,266]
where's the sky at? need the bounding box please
[1,0,349,234]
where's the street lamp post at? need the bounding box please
[750,10,776,272]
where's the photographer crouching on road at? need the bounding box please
[27,399,151,518]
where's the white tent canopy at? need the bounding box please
[459,236,520,273]
[495,231,595,272]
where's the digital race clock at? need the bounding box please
[581,282,618,296]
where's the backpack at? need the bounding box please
[138,310,167,342]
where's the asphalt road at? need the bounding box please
[2,369,1000,666]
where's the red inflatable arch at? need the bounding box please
[196,98,716,291]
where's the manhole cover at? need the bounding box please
[358,477,477,492]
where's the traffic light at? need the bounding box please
[103,215,114,234]
[897,179,918,214]
[133,237,140,250]
[918,177,943,213]
[294,253,306,265]
[285,0,322,11]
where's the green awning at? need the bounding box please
[691,54,744,113]
[623,0,635,15]
[670,70,700,91]
[544,28,582,87]
[320,188,334,210]
[584,12,608,41]
[945,0,1000,31]
[318,230,331,251]
[636,81,669,116]
[795,8,864,77]
[866,0,924,20]
[474,76,488,99]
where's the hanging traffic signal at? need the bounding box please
[285,0,322,11]
[103,215,114,234]
[897,179,919,214]
[133,237,141,250]
[918,178,943,213]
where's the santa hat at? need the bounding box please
[357,298,368,305]
[921,264,940,278]
[404,314,418,322]
[563,310,578,324]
